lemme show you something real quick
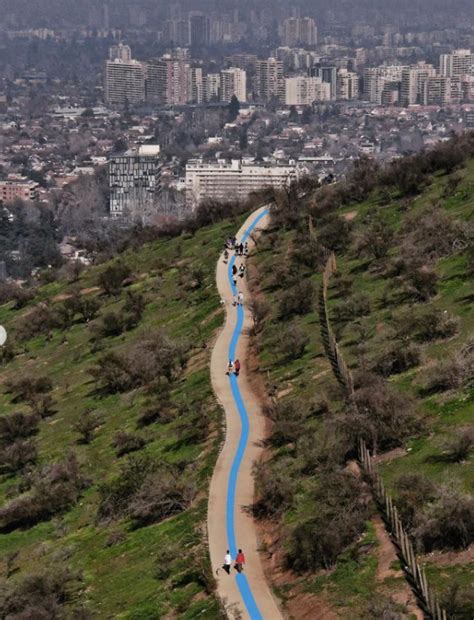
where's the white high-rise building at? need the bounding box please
[400,62,436,106]
[255,58,285,101]
[421,76,452,105]
[220,67,247,103]
[105,59,146,106]
[336,69,359,100]
[204,73,221,101]
[185,159,298,208]
[440,49,474,78]
[188,66,204,103]
[285,76,330,105]
[109,43,132,62]
[146,57,189,105]
[282,17,317,47]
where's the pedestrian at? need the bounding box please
[235,549,246,573]
[237,291,244,306]
[239,264,246,278]
[232,264,238,276]
[223,249,229,263]
[232,293,238,306]
[234,359,241,376]
[222,550,232,575]
[226,360,234,375]
[232,276,237,286]
[239,242,244,255]
[244,242,249,255]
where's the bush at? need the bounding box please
[395,306,459,343]
[0,282,35,308]
[112,431,146,457]
[128,470,196,528]
[0,439,38,474]
[5,374,52,404]
[422,338,474,393]
[14,303,60,341]
[393,473,437,529]
[285,470,370,571]
[317,214,352,253]
[277,323,310,361]
[370,340,422,376]
[332,292,371,323]
[279,280,314,318]
[98,261,132,296]
[0,566,85,619]
[253,458,296,517]
[0,411,39,445]
[413,487,474,551]
[443,427,474,463]
[346,372,421,454]
[0,453,88,530]
[248,298,270,335]
[98,454,195,527]
[73,410,101,444]
[267,400,307,447]
[353,211,394,261]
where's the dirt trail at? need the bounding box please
[207,208,284,619]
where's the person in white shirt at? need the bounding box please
[237,292,244,306]
[217,550,233,575]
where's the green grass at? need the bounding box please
[0,215,246,617]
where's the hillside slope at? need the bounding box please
[0,216,247,618]
[248,142,473,618]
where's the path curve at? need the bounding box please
[208,207,283,620]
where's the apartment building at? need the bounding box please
[336,69,359,100]
[282,17,317,47]
[220,68,247,103]
[105,58,146,106]
[285,76,330,105]
[109,145,162,221]
[0,179,39,202]
[255,58,285,101]
[185,159,298,208]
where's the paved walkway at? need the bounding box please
[207,208,284,620]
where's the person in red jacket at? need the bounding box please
[234,359,241,376]
[235,549,246,573]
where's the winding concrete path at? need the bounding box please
[208,208,283,620]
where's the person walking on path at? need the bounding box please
[232,293,238,306]
[234,359,241,376]
[239,242,244,256]
[235,549,246,573]
[239,264,246,278]
[218,550,232,575]
[232,264,238,276]
[226,360,234,375]
[237,291,244,306]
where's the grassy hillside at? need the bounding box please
[0,216,245,618]
[248,142,473,618]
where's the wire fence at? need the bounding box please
[316,237,447,620]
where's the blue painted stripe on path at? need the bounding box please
[225,209,269,620]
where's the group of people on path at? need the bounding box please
[217,234,249,578]
[226,359,241,376]
[218,549,246,575]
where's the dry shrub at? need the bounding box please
[267,400,307,447]
[279,280,314,318]
[394,306,459,342]
[413,486,474,552]
[0,566,86,619]
[112,431,146,457]
[0,411,39,445]
[285,470,370,571]
[14,303,60,341]
[370,340,422,377]
[422,338,474,393]
[338,372,421,454]
[0,453,88,531]
[0,439,38,474]
[277,323,310,361]
[253,458,296,518]
[98,453,194,527]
